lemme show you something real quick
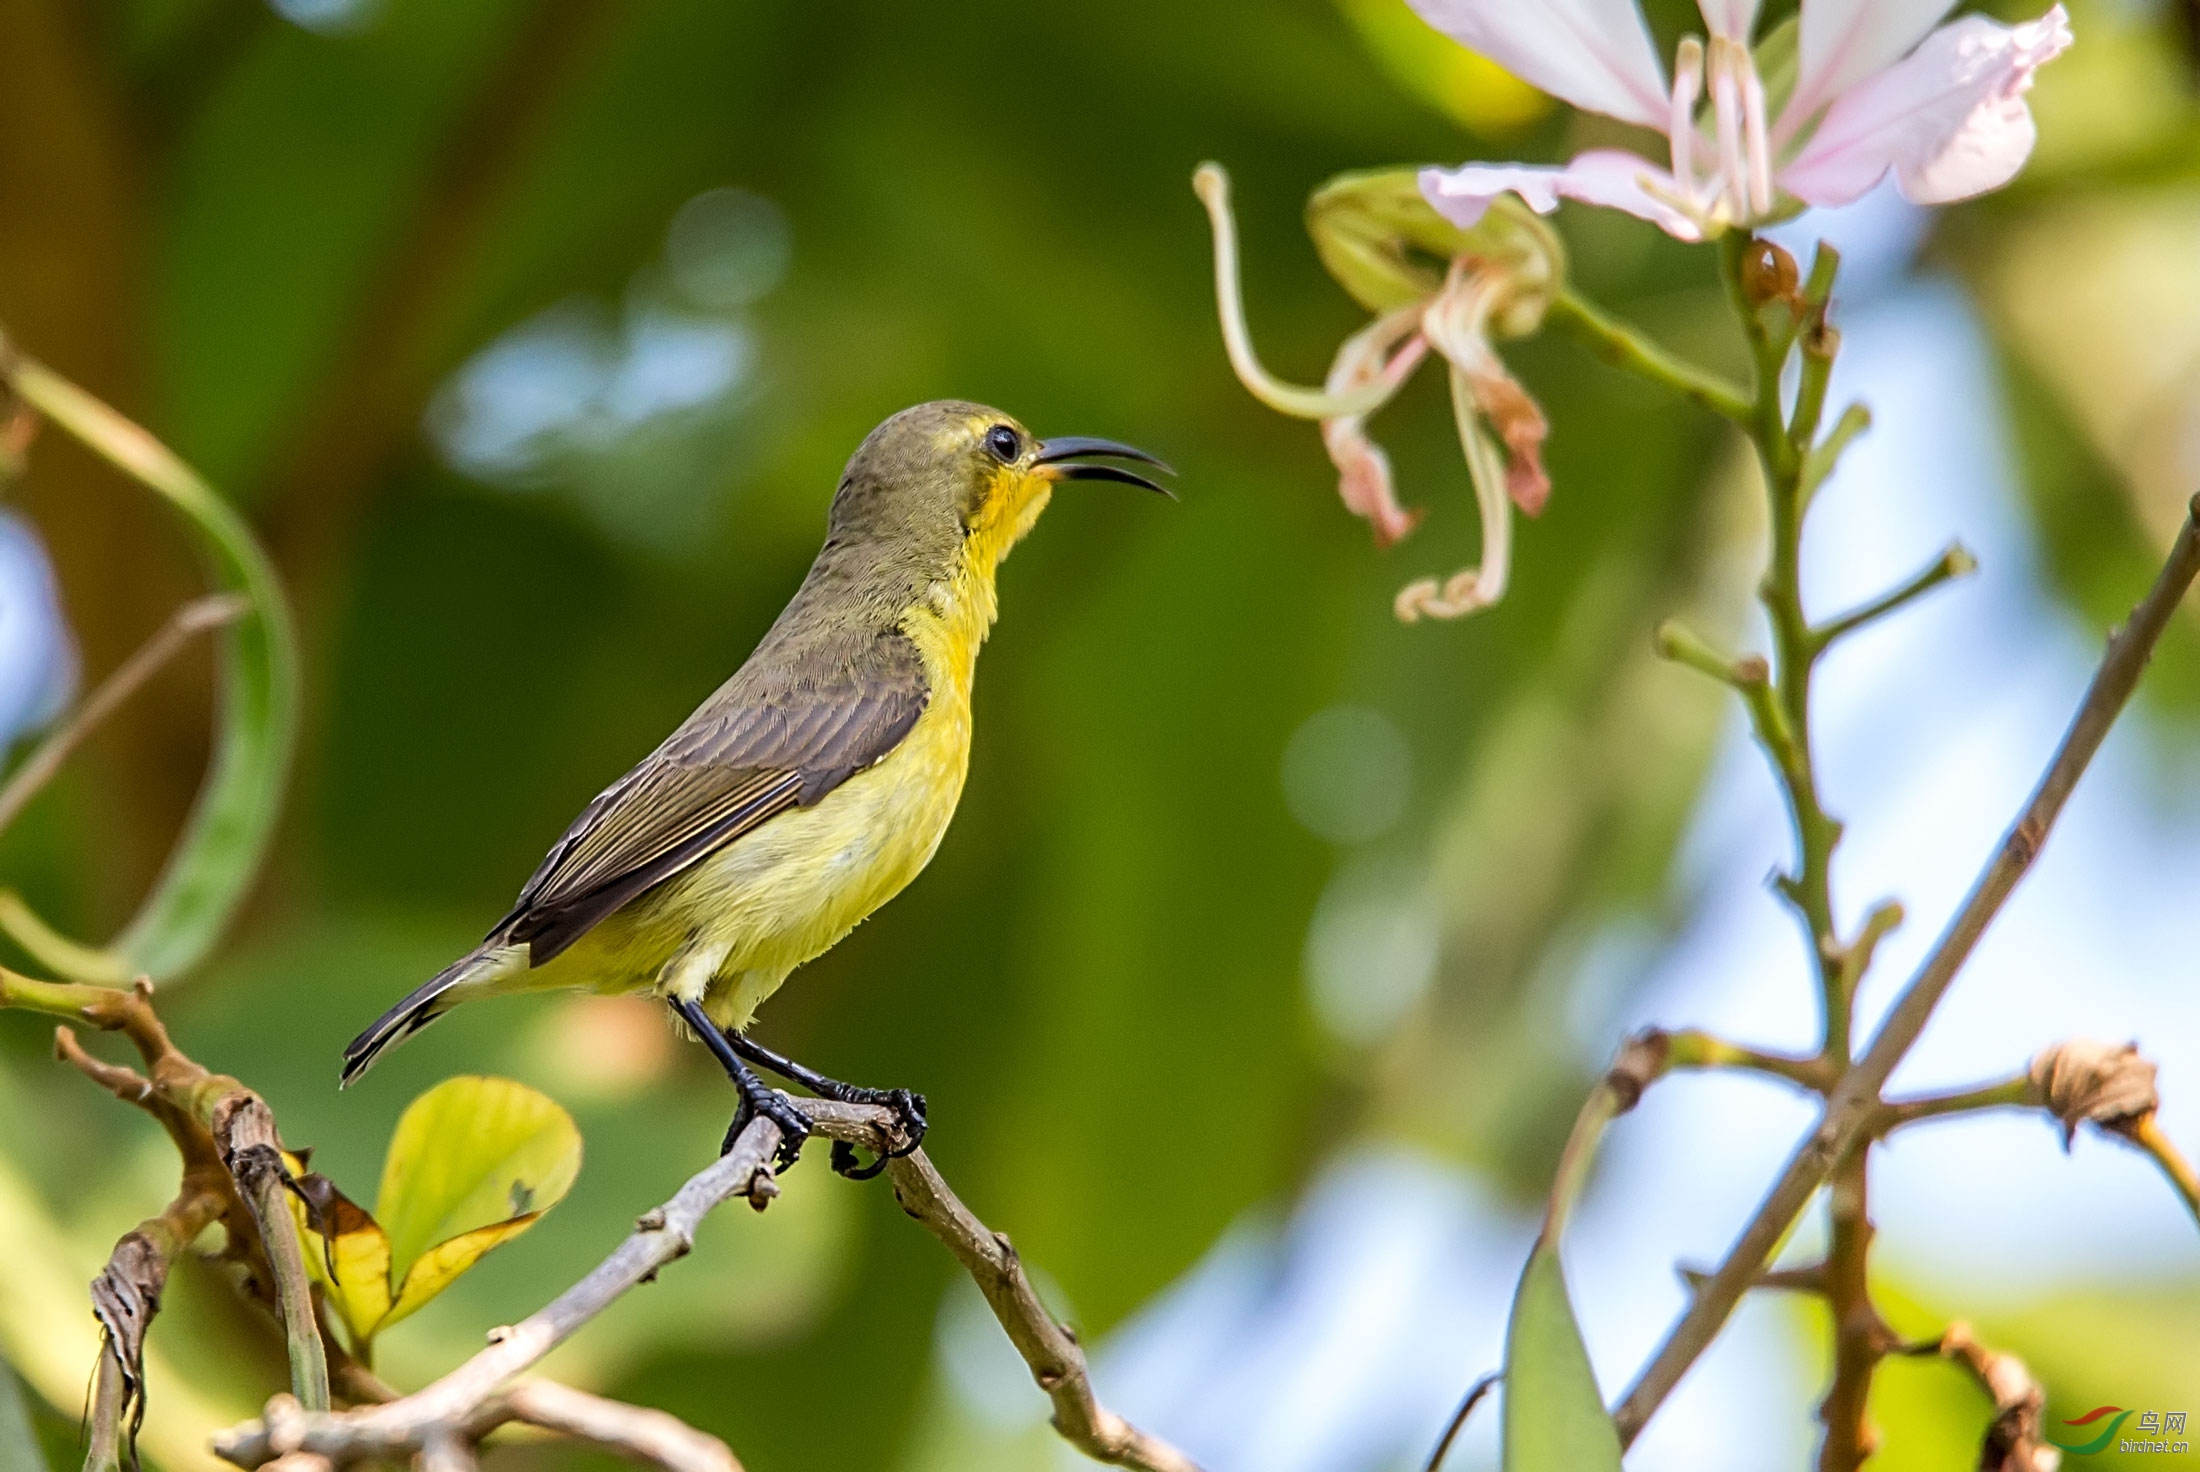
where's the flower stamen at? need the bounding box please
[1193,164,1398,419]
[1708,36,1750,223]
[1738,47,1773,215]
[1668,37,1705,200]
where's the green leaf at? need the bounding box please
[6,361,299,981]
[286,1079,581,1348]
[373,1075,582,1285]
[106,460,297,980]
[1502,1243,1623,1472]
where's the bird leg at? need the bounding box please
[668,998,811,1169]
[719,1030,928,1180]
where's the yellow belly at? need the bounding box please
[516,595,981,1031]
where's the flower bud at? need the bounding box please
[1740,239,1799,309]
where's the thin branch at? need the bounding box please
[1817,1154,1892,1472]
[9,976,334,1413]
[825,1109,1204,1472]
[0,592,247,840]
[1664,1028,1833,1093]
[215,1100,1202,1472]
[1422,1372,1498,1472]
[85,1182,228,1472]
[2130,1115,2200,1231]
[1653,619,1768,692]
[1537,1031,1677,1246]
[86,1344,127,1472]
[496,1382,741,1472]
[213,1095,329,1411]
[1809,545,1976,653]
[212,1108,783,1468]
[1823,903,1903,1071]
[1545,288,1754,424]
[1874,1075,2034,1133]
[1918,1322,2056,1472]
[1800,404,1871,493]
[1679,1261,1825,1296]
[1614,492,2200,1442]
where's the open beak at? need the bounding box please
[1033,436,1177,499]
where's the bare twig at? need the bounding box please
[214,1114,785,1469]
[212,1095,329,1412]
[2131,1115,2200,1229]
[841,1115,1205,1472]
[1808,544,1976,652]
[6,974,333,1412]
[1874,1075,2034,1132]
[497,1382,741,1472]
[0,592,247,840]
[1679,1261,1825,1296]
[85,1183,227,1472]
[86,1344,127,1472]
[1534,1031,1679,1247]
[1614,492,2200,1442]
[1817,1156,1893,1472]
[215,1099,1201,1472]
[1422,1372,1499,1472]
[1919,1323,2056,1472]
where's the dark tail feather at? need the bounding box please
[340,953,483,1086]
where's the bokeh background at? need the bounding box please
[1,0,2197,1469]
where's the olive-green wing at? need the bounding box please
[490,630,929,965]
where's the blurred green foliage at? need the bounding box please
[0,0,2194,1469]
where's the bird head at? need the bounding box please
[827,401,1171,585]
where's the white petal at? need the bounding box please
[1779,7,2072,209]
[1780,0,1959,140]
[1696,0,1760,42]
[1407,0,1669,129]
[1419,151,1705,242]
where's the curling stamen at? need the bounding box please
[1192,163,1398,420]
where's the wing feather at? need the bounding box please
[488,627,929,965]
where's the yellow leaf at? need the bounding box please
[286,1171,395,1345]
[382,1212,543,1331]
[374,1076,582,1285]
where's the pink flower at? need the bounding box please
[1410,0,2072,242]
[1194,165,1561,620]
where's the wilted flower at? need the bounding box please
[1408,0,2073,242]
[2029,1037,2158,1146]
[1194,164,1562,621]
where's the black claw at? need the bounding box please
[830,1139,888,1180]
[718,1085,811,1169]
[826,1087,928,1179]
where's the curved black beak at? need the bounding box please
[1034,436,1176,499]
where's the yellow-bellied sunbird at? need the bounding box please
[341,402,1170,1174]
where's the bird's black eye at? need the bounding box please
[984,424,1021,462]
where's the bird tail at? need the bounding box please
[340,947,508,1087]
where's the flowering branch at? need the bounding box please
[1615,488,2200,1445]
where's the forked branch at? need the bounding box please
[214,1099,1203,1472]
[1613,493,2200,1441]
